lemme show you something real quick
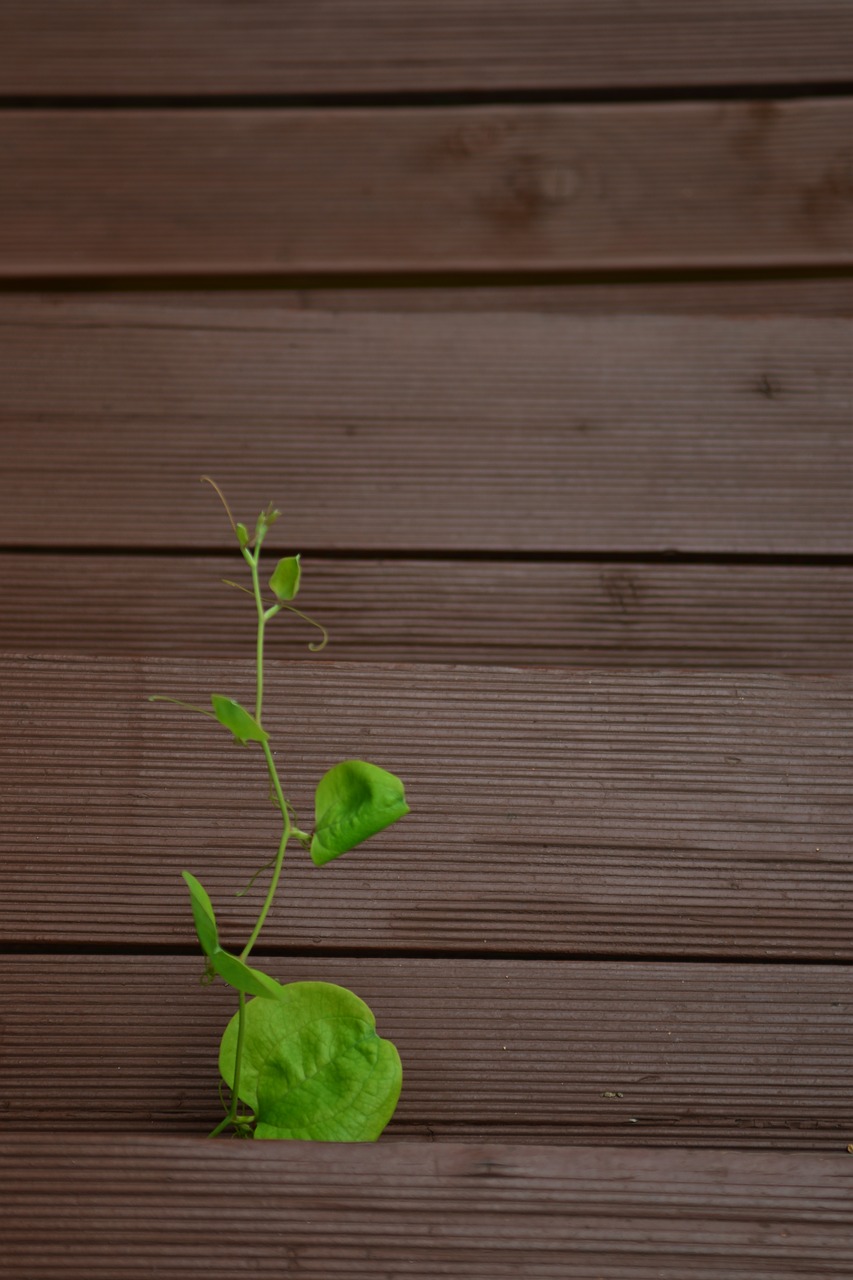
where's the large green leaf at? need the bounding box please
[219,981,402,1140]
[182,870,219,957]
[210,695,268,745]
[269,555,301,601]
[256,1019,401,1142]
[310,761,409,867]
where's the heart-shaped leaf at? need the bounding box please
[219,982,401,1141]
[182,871,219,957]
[310,761,409,867]
[210,695,268,745]
[269,555,301,601]
[256,1020,401,1142]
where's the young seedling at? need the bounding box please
[150,479,409,1140]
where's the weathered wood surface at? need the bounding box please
[2,2,851,94]
[4,1138,851,1280]
[1,305,850,554]
[3,656,850,958]
[2,2,849,1261]
[2,100,851,276]
[3,554,851,674]
[3,956,851,1149]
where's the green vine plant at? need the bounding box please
[150,479,409,1140]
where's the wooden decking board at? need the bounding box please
[2,3,849,1263]
[2,956,851,1150]
[1,2,851,94]
[3,656,850,958]
[2,100,851,276]
[1,306,850,554]
[2,1140,852,1280]
[1,554,850,673]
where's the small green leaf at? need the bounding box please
[182,874,283,997]
[210,695,268,745]
[235,522,250,549]
[269,555,301,602]
[182,870,219,957]
[211,951,285,1000]
[310,761,409,867]
[219,982,402,1141]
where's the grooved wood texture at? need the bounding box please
[2,554,851,673]
[4,1138,851,1279]
[2,2,852,94]
[4,0,851,1259]
[2,100,851,276]
[4,656,850,958]
[1,304,850,553]
[3,957,852,1149]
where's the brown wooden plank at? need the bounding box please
[2,957,851,1150]
[2,100,851,276]
[2,553,850,674]
[4,1141,852,1280]
[1,2,851,94]
[0,303,849,554]
[2,656,850,958]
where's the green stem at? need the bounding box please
[248,551,266,721]
[218,747,289,1136]
[241,743,291,961]
[208,990,248,1136]
[212,536,294,1137]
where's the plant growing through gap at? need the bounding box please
[150,479,409,1140]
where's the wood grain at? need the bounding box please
[2,957,851,1150]
[2,656,850,958]
[1,303,849,554]
[2,553,850,674]
[1,2,851,94]
[4,1140,852,1280]
[2,100,851,276]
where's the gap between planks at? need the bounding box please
[5,275,848,312]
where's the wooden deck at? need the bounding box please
[1,5,851,1276]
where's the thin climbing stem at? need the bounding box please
[214,528,294,1136]
[277,603,329,652]
[241,743,291,962]
[246,547,267,721]
[208,990,248,1137]
[201,475,240,540]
